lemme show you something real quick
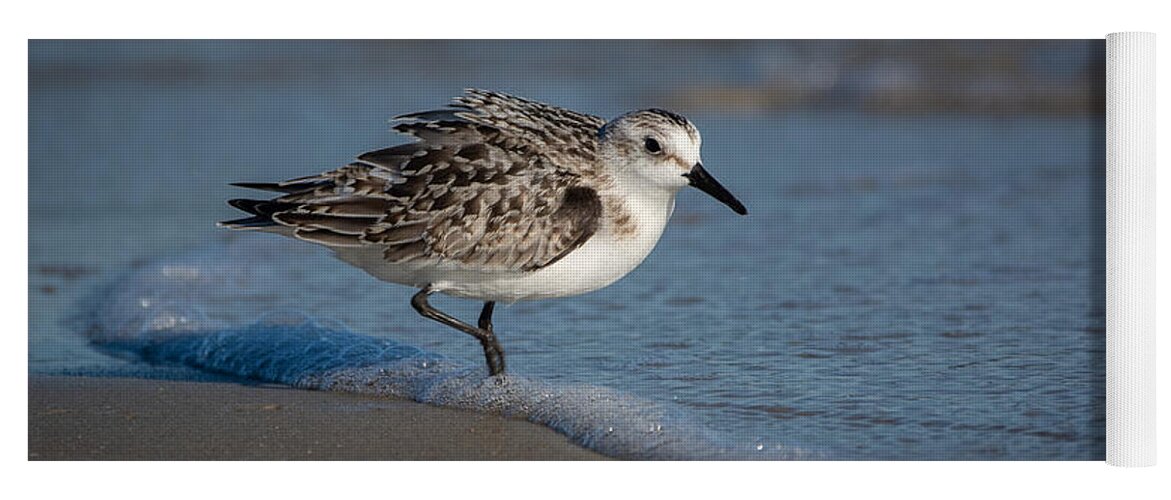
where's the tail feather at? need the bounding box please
[230,180,330,194]
[220,198,298,229]
[218,215,276,229]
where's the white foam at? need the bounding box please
[79,237,817,459]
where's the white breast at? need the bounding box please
[434,187,678,302]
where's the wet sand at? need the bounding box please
[28,376,606,460]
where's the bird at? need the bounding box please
[220,89,747,377]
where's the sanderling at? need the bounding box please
[221,90,746,376]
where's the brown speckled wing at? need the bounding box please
[447,89,607,169]
[257,90,606,273]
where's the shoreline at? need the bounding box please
[28,375,606,460]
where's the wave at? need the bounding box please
[75,237,816,460]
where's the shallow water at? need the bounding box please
[29,42,1104,460]
[75,243,818,459]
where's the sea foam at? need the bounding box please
[78,237,814,459]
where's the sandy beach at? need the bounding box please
[28,376,605,460]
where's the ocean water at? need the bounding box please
[29,42,1105,460]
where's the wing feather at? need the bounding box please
[223,89,606,273]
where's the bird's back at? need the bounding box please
[221,90,610,281]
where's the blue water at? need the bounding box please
[29,41,1105,460]
[79,253,813,460]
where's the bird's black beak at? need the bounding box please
[684,163,747,215]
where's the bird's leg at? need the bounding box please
[410,288,506,376]
[477,301,506,374]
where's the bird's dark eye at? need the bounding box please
[644,137,662,154]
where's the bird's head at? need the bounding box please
[599,109,746,215]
